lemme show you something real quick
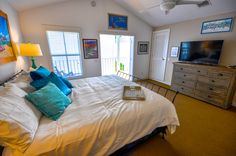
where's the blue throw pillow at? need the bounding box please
[59,77,73,88]
[30,72,72,95]
[25,83,72,121]
[30,66,51,81]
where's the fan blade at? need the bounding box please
[139,3,161,13]
[165,10,170,15]
[198,0,211,7]
[176,0,210,7]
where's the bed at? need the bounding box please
[2,75,179,156]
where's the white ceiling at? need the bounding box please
[7,0,71,11]
[114,0,236,27]
[6,0,236,27]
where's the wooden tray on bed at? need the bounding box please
[122,86,145,100]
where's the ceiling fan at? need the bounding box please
[140,0,211,15]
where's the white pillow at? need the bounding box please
[8,71,35,93]
[0,84,41,152]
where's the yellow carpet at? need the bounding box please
[130,93,236,156]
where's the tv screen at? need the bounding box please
[179,40,224,64]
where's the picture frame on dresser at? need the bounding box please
[0,10,16,64]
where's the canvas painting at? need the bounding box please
[83,39,98,59]
[108,13,128,30]
[0,10,16,64]
[201,17,233,34]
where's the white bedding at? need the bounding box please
[3,75,179,156]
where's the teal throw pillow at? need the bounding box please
[30,66,51,81]
[25,83,72,120]
[59,76,73,88]
[30,72,71,95]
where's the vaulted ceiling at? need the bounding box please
[115,0,236,27]
[7,0,236,27]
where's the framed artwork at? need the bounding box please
[0,10,16,64]
[82,39,98,59]
[138,41,149,55]
[108,13,128,30]
[201,17,233,34]
[170,46,179,57]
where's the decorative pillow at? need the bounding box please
[0,84,41,152]
[4,83,42,119]
[31,72,71,95]
[59,76,73,88]
[25,83,72,121]
[8,71,35,93]
[30,66,51,81]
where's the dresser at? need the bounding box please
[171,62,236,109]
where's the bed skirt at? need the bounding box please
[111,126,167,156]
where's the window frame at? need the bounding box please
[45,26,84,79]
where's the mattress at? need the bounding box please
[3,75,179,156]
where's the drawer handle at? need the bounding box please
[180,68,183,70]
[211,80,215,83]
[208,95,212,98]
[197,70,201,73]
[218,73,223,76]
[181,87,184,90]
[209,88,213,91]
[184,74,186,77]
[182,81,185,84]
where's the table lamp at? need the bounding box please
[20,43,43,69]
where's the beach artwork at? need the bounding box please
[108,14,128,30]
[0,10,16,64]
[83,39,98,59]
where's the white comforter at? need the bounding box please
[4,75,179,156]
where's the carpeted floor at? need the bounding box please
[130,93,236,156]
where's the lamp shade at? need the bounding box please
[20,43,43,56]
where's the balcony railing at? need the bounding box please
[101,57,130,76]
[52,55,82,78]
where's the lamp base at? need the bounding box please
[31,57,37,69]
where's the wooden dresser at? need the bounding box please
[171,62,236,109]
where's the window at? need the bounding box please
[46,31,83,78]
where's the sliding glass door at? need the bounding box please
[100,34,134,76]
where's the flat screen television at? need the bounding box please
[179,40,224,65]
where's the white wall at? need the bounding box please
[154,11,236,106]
[19,0,152,79]
[0,0,28,83]
[154,11,236,84]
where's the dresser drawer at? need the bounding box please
[172,84,194,97]
[174,65,195,74]
[173,78,195,88]
[174,72,197,80]
[197,76,231,88]
[208,70,233,79]
[196,83,228,96]
[195,90,225,106]
[174,65,208,75]
[194,68,208,75]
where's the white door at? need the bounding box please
[150,29,170,82]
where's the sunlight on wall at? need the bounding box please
[10,27,20,43]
